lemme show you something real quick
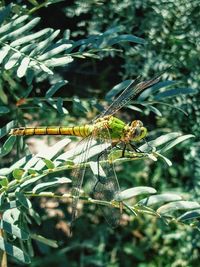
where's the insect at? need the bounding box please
[10,73,163,229]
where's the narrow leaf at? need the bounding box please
[37,44,72,61]
[160,134,195,153]
[32,177,71,193]
[10,28,52,47]
[0,136,16,157]
[15,192,32,209]
[42,158,55,169]
[0,5,11,25]
[146,105,162,116]
[108,34,146,46]
[30,30,60,56]
[138,80,176,100]
[138,193,182,206]
[139,132,182,151]
[157,201,200,214]
[0,220,29,240]
[116,187,157,201]
[154,88,197,100]
[4,52,21,70]
[0,237,31,263]
[0,121,16,139]
[178,209,200,221]
[17,57,30,78]
[0,15,28,35]
[44,56,73,67]
[31,234,58,248]
[24,139,71,170]
[0,46,10,64]
[2,17,40,40]
[45,80,68,98]
[105,80,132,101]
[0,106,9,114]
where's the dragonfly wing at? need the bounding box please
[91,128,121,227]
[71,134,94,226]
[94,71,165,120]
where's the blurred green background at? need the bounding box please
[0,1,200,266]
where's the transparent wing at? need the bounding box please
[90,127,121,227]
[70,134,94,227]
[95,72,165,120]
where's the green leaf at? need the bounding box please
[139,132,182,151]
[44,56,73,67]
[155,152,172,166]
[157,201,200,215]
[12,168,25,180]
[41,158,55,169]
[0,15,28,35]
[32,177,71,193]
[29,208,41,225]
[116,187,157,201]
[10,28,52,47]
[56,97,68,114]
[177,209,200,222]
[2,17,40,40]
[24,139,71,170]
[45,80,68,98]
[138,193,182,206]
[154,88,197,100]
[0,220,29,240]
[15,192,32,209]
[17,57,30,78]
[37,44,72,61]
[2,208,20,224]
[0,106,9,114]
[0,154,32,176]
[0,201,18,210]
[0,5,11,25]
[4,52,21,70]
[0,46,10,64]
[38,63,54,75]
[138,80,176,100]
[160,134,195,153]
[105,79,132,101]
[0,237,31,264]
[72,96,88,114]
[104,26,125,35]
[0,86,8,104]
[107,34,146,46]
[31,234,58,248]
[145,105,162,116]
[30,29,60,56]
[0,136,16,157]
[0,120,16,139]
[0,176,8,187]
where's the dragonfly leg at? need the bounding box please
[129,142,143,153]
[121,143,127,158]
[144,138,153,152]
[93,150,108,192]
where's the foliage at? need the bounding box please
[0,1,199,266]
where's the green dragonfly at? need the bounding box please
[10,73,163,229]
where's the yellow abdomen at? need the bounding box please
[10,125,92,137]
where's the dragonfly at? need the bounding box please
[10,73,164,229]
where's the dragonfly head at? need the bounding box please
[130,120,147,142]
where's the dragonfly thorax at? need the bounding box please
[93,116,147,143]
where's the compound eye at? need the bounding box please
[131,120,143,128]
[134,127,141,137]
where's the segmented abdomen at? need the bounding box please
[10,125,92,137]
